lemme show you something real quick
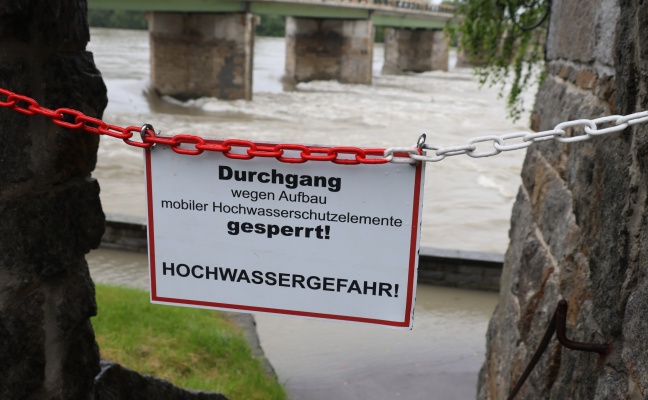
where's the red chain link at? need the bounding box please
[0,87,392,165]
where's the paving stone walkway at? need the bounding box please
[87,248,149,289]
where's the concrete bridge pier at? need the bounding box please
[382,27,448,74]
[284,17,374,86]
[148,12,254,100]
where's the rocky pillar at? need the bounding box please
[0,1,107,399]
[149,12,254,100]
[382,28,448,74]
[285,17,374,85]
[478,0,648,399]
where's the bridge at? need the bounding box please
[89,0,457,100]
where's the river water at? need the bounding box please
[86,27,536,399]
[88,27,535,254]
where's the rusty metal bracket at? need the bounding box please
[507,300,610,400]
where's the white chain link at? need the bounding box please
[384,111,648,163]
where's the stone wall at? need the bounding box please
[0,2,230,398]
[477,0,648,399]
[0,1,107,398]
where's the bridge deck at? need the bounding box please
[89,0,456,29]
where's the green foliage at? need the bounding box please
[448,0,549,121]
[255,15,286,37]
[88,9,148,30]
[93,285,288,400]
[375,27,385,44]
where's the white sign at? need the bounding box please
[145,140,425,328]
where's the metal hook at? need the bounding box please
[555,300,610,354]
[507,299,610,400]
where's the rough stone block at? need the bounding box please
[285,17,373,84]
[575,70,598,90]
[0,3,108,399]
[95,360,229,400]
[546,0,619,72]
[0,293,46,400]
[149,12,254,100]
[382,28,448,74]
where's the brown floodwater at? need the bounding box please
[88,28,536,255]
[254,285,497,400]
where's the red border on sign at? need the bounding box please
[145,144,423,328]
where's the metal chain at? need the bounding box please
[0,87,391,165]
[385,111,648,164]
[2,87,647,165]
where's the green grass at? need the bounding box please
[93,284,288,400]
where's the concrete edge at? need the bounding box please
[419,246,504,264]
[101,213,505,291]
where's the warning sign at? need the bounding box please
[145,139,425,328]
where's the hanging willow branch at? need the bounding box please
[447,0,551,121]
